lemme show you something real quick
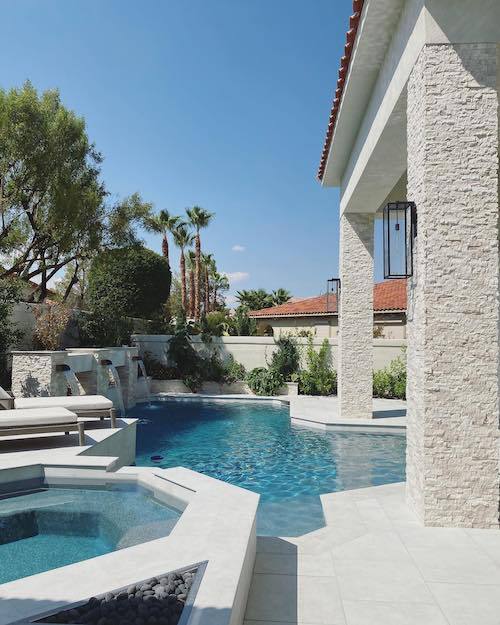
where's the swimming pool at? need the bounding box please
[133,399,406,536]
[0,484,181,584]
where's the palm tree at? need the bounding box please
[172,224,194,313]
[236,289,273,310]
[212,271,229,311]
[272,288,292,306]
[144,209,181,264]
[186,206,214,321]
[201,252,215,314]
[187,250,197,318]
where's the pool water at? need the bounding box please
[0,484,181,584]
[133,399,406,536]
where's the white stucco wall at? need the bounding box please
[131,335,405,373]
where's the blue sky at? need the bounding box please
[1,0,385,303]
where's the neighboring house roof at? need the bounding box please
[248,279,407,318]
[317,0,364,182]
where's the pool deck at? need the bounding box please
[246,481,500,625]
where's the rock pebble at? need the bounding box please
[37,569,196,625]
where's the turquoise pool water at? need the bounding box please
[0,484,180,584]
[133,399,406,536]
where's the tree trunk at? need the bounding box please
[213,286,217,311]
[194,232,201,321]
[161,234,169,262]
[180,252,187,312]
[189,268,195,318]
[204,267,210,313]
[63,262,79,302]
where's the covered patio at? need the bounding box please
[320,0,500,528]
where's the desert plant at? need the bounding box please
[269,336,300,380]
[33,303,72,350]
[298,337,337,396]
[247,367,284,396]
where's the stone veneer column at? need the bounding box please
[338,212,374,419]
[406,43,500,528]
[11,351,67,397]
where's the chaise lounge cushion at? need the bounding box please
[0,407,77,428]
[14,395,113,412]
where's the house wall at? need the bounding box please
[255,313,406,340]
[131,335,406,373]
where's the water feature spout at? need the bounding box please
[132,356,151,404]
[99,359,125,415]
[55,364,82,396]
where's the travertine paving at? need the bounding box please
[244,482,500,625]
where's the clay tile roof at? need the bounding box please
[317,0,364,182]
[248,279,407,318]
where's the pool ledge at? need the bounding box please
[290,396,406,433]
[0,465,259,625]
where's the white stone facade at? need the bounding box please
[338,212,374,419]
[406,43,500,527]
[11,351,67,398]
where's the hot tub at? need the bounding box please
[0,482,181,584]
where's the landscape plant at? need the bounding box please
[269,336,300,380]
[246,367,284,396]
[373,354,406,399]
[298,337,337,396]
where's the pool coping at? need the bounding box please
[0,465,258,625]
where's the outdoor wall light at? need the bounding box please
[383,201,417,279]
[326,278,341,313]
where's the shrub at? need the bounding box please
[79,309,133,348]
[167,322,201,379]
[222,355,246,384]
[87,245,171,320]
[142,351,176,380]
[373,355,406,399]
[298,338,337,396]
[269,336,300,380]
[247,367,284,396]
[33,303,72,350]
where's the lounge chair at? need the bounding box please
[0,407,85,446]
[0,388,117,428]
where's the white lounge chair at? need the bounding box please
[0,407,85,446]
[0,388,117,428]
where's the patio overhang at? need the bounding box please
[320,0,500,215]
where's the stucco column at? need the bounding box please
[338,212,374,419]
[406,43,500,528]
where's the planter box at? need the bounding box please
[284,382,299,396]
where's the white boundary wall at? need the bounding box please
[131,335,406,372]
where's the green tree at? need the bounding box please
[87,245,171,319]
[0,82,105,299]
[172,224,194,313]
[236,289,272,310]
[0,83,154,302]
[186,206,214,321]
